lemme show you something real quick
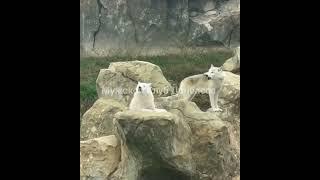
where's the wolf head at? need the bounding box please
[204,64,223,80]
[135,82,153,95]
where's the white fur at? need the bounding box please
[129,82,167,112]
[178,64,225,112]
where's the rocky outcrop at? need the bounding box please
[222,46,240,73]
[80,61,240,179]
[96,61,173,105]
[220,71,240,104]
[80,0,240,56]
[110,111,194,180]
[80,135,121,179]
[190,118,239,179]
[80,97,127,140]
[156,97,239,179]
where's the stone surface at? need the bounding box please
[80,97,127,140]
[220,71,240,104]
[80,0,240,56]
[156,97,240,179]
[190,118,239,180]
[110,111,194,180]
[222,46,240,73]
[80,135,121,179]
[96,61,173,105]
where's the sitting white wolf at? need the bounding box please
[129,82,167,112]
[178,64,225,112]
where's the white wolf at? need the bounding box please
[178,64,225,112]
[129,82,167,112]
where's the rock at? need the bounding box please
[80,97,126,140]
[156,97,239,179]
[110,111,194,180]
[80,0,100,55]
[156,96,219,121]
[232,175,240,180]
[183,0,240,48]
[220,71,240,104]
[222,47,240,73]
[96,61,173,105]
[96,69,137,105]
[212,71,240,123]
[190,118,239,180]
[80,135,121,179]
[80,0,240,56]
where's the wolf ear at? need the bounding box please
[211,64,214,68]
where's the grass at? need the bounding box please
[80,49,233,117]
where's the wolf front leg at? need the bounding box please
[213,88,222,112]
[208,89,216,109]
[209,89,222,112]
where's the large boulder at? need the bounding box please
[80,97,126,140]
[80,135,121,179]
[220,71,240,105]
[80,0,240,56]
[190,118,239,180]
[156,98,240,179]
[110,111,194,180]
[222,47,240,73]
[96,61,173,105]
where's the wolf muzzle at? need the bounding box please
[204,74,211,80]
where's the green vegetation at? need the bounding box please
[80,49,233,117]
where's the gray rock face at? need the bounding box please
[189,0,240,48]
[80,0,240,56]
